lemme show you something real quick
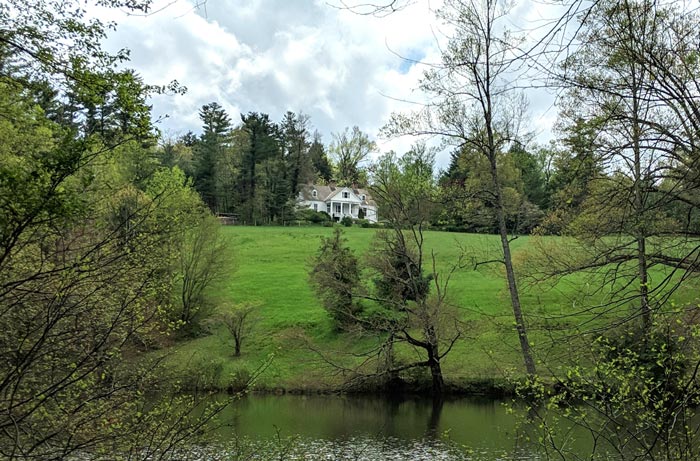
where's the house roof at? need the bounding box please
[299,183,376,206]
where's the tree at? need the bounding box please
[281,111,313,194]
[239,112,282,224]
[509,142,549,212]
[365,147,461,395]
[309,227,363,330]
[521,313,700,460]
[517,2,700,457]
[525,0,700,336]
[220,304,259,357]
[329,126,377,186]
[145,168,230,335]
[438,142,530,233]
[309,131,333,183]
[160,136,194,175]
[193,102,232,211]
[308,147,461,395]
[0,1,228,457]
[383,0,536,376]
[0,98,216,457]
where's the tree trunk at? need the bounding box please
[428,345,444,396]
[637,236,651,330]
[630,58,652,333]
[425,325,444,395]
[234,336,241,357]
[489,156,537,376]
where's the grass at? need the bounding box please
[163,225,699,393]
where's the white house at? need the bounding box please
[298,183,379,223]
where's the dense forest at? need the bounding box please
[2,0,700,459]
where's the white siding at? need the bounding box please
[304,200,326,211]
[363,206,378,223]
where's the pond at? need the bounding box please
[203,394,603,460]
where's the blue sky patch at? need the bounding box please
[398,49,424,74]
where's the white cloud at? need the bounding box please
[94,0,557,168]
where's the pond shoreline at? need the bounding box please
[189,376,521,399]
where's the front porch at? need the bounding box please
[328,201,360,221]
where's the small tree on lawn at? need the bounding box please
[309,228,363,330]
[220,303,259,357]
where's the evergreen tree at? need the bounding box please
[281,111,313,194]
[239,112,281,223]
[193,102,231,210]
[309,131,333,183]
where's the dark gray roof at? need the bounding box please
[299,184,376,206]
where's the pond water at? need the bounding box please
[204,394,604,460]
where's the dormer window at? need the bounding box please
[342,192,349,198]
[312,190,317,198]
[361,194,366,201]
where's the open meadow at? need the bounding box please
[165,225,698,393]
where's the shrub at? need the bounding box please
[181,356,224,391]
[296,208,331,224]
[227,367,252,392]
[309,228,362,330]
[340,216,353,227]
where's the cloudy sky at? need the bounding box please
[97,0,559,168]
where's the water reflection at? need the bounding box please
[203,394,624,459]
[215,394,524,449]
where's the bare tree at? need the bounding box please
[383,0,536,376]
[521,0,700,337]
[176,214,230,333]
[220,303,259,357]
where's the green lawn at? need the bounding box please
[163,226,698,392]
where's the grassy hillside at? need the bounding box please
[163,226,697,393]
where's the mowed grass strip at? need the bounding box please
[165,226,698,391]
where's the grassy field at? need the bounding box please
[163,225,697,393]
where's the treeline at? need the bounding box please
[163,105,380,224]
[174,102,560,232]
[174,100,698,237]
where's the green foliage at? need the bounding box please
[370,230,432,306]
[296,208,331,224]
[309,228,363,330]
[520,312,700,460]
[0,3,230,456]
[193,102,232,210]
[281,111,313,195]
[309,131,333,183]
[329,126,376,186]
[239,112,283,224]
[438,143,527,233]
[175,215,230,335]
[181,356,226,391]
[340,215,353,227]
[372,145,437,228]
[219,303,259,357]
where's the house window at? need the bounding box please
[312,190,317,198]
[326,203,331,213]
[313,204,318,211]
[342,192,349,198]
[335,204,341,213]
[361,194,366,201]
